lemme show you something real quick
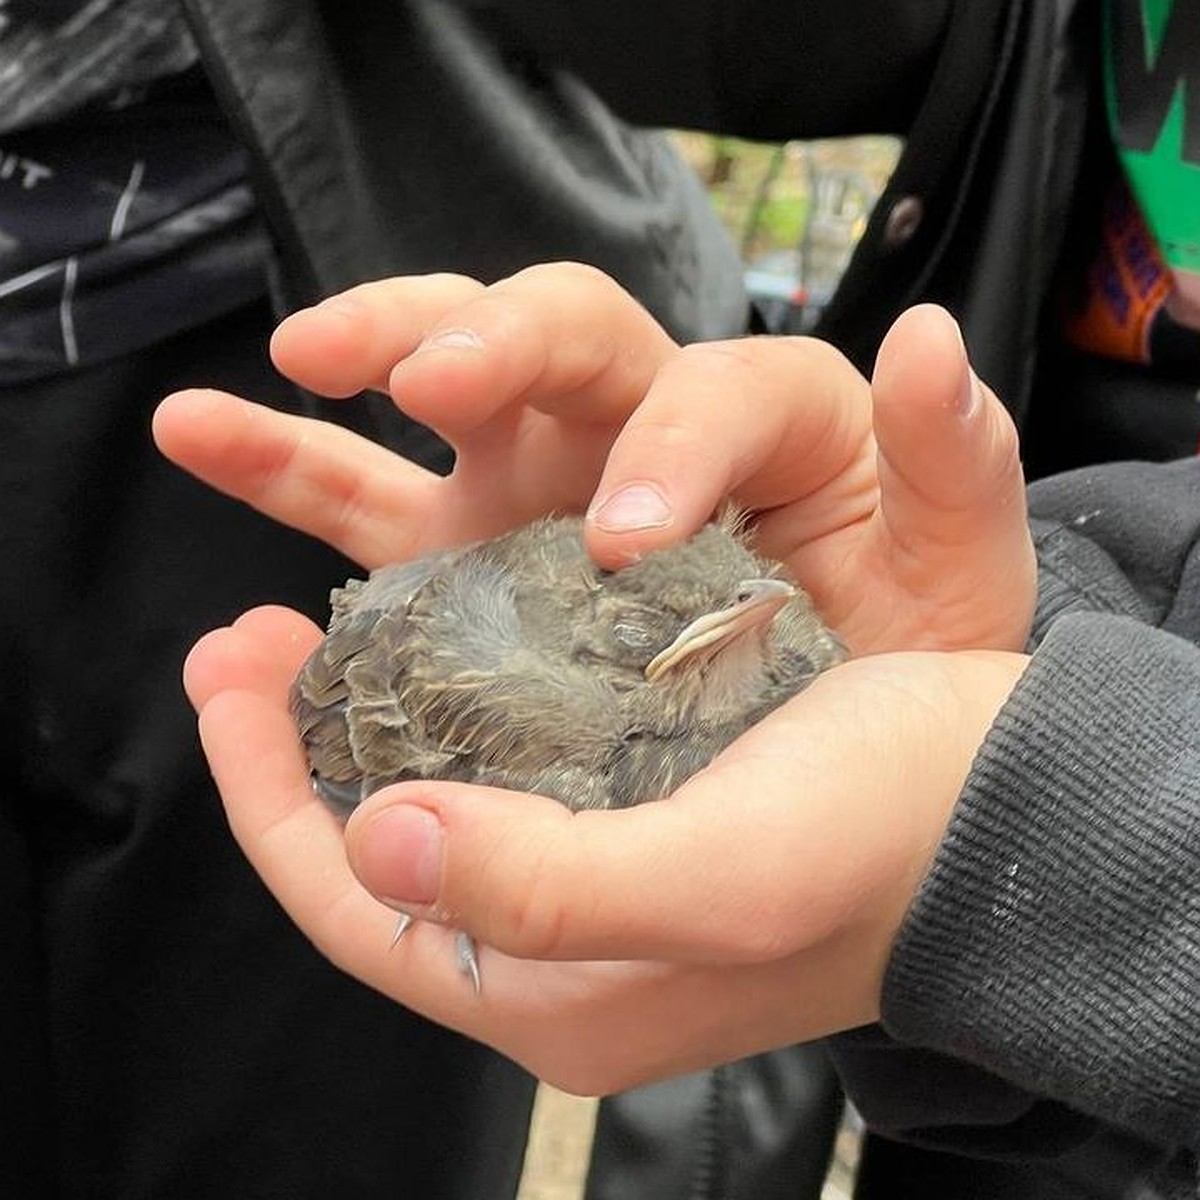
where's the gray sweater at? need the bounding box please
[833,458,1200,1195]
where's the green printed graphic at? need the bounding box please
[1104,0,1200,272]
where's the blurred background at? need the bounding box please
[671,132,900,334]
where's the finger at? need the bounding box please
[342,760,835,966]
[154,387,613,566]
[342,656,959,965]
[153,388,443,568]
[869,305,1035,647]
[182,606,322,711]
[582,336,875,568]
[386,262,677,441]
[270,274,486,397]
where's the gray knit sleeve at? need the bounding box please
[829,459,1200,1182]
[883,612,1200,1150]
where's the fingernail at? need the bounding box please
[314,296,364,322]
[164,388,221,419]
[587,483,673,533]
[415,327,484,353]
[947,318,981,419]
[958,366,982,419]
[358,804,443,907]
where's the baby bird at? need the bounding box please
[290,513,845,985]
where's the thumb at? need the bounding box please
[339,654,992,966]
[870,304,1034,649]
[340,748,862,967]
[342,778,781,964]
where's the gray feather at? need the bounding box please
[290,516,846,814]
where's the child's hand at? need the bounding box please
[154,265,1034,654]
[164,265,1038,1086]
[183,601,1027,1092]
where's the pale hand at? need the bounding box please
[184,600,1027,1093]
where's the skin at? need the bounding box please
[154,266,1032,1094]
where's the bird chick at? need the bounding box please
[290,513,845,985]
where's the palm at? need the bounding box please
[184,601,1025,1092]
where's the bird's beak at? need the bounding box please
[644,578,795,681]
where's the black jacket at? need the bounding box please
[185,0,1200,479]
[451,3,1078,412]
[179,0,747,345]
[193,1,1089,433]
[179,1,1091,415]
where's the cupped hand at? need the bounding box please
[153,265,1034,655]
[164,266,1037,1086]
[184,603,1027,1094]
[154,265,677,570]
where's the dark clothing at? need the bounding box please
[0,0,745,378]
[0,68,266,381]
[0,299,534,1198]
[0,3,265,380]
[451,0,1063,409]
[180,0,746,342]
[3,3,749,1197]
[582,1045,844,1200]
[0,0,198,128]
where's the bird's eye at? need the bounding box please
[613,621,655,649]
[735,586,755,603]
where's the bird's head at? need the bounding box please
[562,519,837,726]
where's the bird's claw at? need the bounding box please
[456,931,482,994]
[389,911,414,949]
[386,915,481,992]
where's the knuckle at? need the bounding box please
[504,259,618,300]
[667,336,856,415]
[523,1030,631,1095]
[539,260,616,290]
[478,825,576,959]
[671,338,767,378]
[419,271,480,290]
[982,403,1025,496]
[994,410,1023,473]
[625,409,708,457]
[327,476,377,555]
